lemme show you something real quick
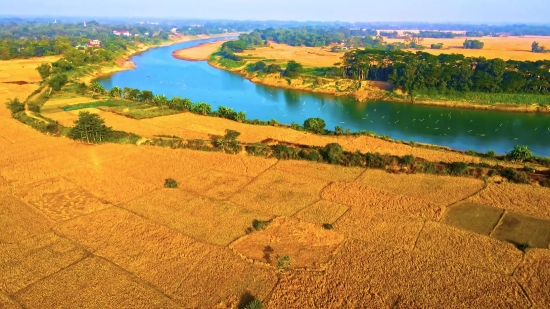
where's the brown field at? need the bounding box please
[1,57,549,307]
[238,42,343,67]
[385,36,550,61]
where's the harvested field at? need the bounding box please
[230,169,329,216]
[0,195,52,243]
[514,249,550,307]
[384,36,550,61]
[121,189,272,246]
[239,42,342,67]
[357,169,486,206]
[321,182,443,220]
[14,176,111,221]
[0,232,87,294]
[414,222,522,275]
[294,200,349,225]
[333,209,425,250]
[13,257,181,309]
[469,183,550,219]
[275,159,363,182]
[230,217,345,270]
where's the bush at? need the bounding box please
[27,103,41,113]
[448,162,468,176]
[48,73,68,91]
[399,155,415,166]
[346,151,365,167]
[500,168,530,184]
[68,112,112,143]
[6,98,25,115]
[244,299,263,309]
[290,122,303,131]
[164,178,178,188]
[366,152,386,169]
[246,143,268,156]
[299,148,322,162]
[486,150,496,158]
[506,145,533,162]
[272,145,297,160]
[322,223,333,230]
[422,162,438,174]
[252,219,271,231]
[277,255,291,270]
[541,179,550,188]
[303,118,326,134]
[322,143,344,164]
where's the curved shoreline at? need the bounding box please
[171,44,550,113]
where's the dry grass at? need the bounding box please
[415,221,522,275]
[0,232,87,294]
[514,249,550,308]
[275,159,364,182]
[236,42,342,67]
[230,169,329,216]
[182,170,253,199]
[469,183,550,220]
[14,176,111,221]
[384,36,550,61]
[230,217,345,270]
[0,291,21,309]
[13,257,181,309]
[172,41,227,61]
[121,188,272,246]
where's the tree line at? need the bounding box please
[339,49,550,97]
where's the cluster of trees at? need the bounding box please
[430,43,444,49]
[340,49,550,96]
[463,39,484,49]
[532,42,548,53]
[254,27,377,47]
[0,20,172,60]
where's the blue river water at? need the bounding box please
[98,37,550,156]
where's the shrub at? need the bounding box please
[303,118,326,134]
[68,112,112,143]
[366,152,386,169]
[500,168,530,184]
[164,178,178,188]
[399,155,415,166]
[466,149,475,156]
[267,119,279,126]
[506,145,533,162]
[244,299,263,309]
[27,103,41,113]
[322,223,333,230]
[290,122,303,131]
[345,151,364,167]
[48,73,68,91]
[322,143,344,164]
[486,150,496,158]
[272,145,297,160]
[246,143,268,156]
[6,98,25,115]
[277,255,291,270]
[541,179,550,188]
[448,162,468,176]
[422,162,438,174]
[299,148,322,162]
[252,219,272,231]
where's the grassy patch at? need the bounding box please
[415,91,550,106]
[100,105,181,119]
[62,98,132,111]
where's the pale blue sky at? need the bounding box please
[1,0,548,23]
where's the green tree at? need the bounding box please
[5,98,25,115]
[303,117,326,134]
[283,60,303,78]
[323,143,344,164]
[69,111,112,143]
[506,145,533,162]
[109,86,121,98]
[139,90,153,103]
[89,81,105,94]
[463,39,484,49]
[36,63,51,80]
[48,73,68,91]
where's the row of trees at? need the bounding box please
[340,49,550,95]
[254,27,377,47]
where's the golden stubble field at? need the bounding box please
[1,56,550,308]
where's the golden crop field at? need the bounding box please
[384,35,550,61]
[1,57,549,307]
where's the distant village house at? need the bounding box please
[113,30,131,36]
[88,40,101,47]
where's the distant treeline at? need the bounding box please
[340,50,550,96]
[250,27,378,47]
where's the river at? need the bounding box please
[97,37,550,156]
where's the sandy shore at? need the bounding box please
[172,41,227,61]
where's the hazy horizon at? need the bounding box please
[1,0,549,24]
